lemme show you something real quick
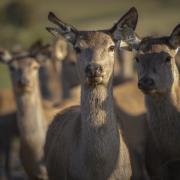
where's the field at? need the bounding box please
[0,0,179,89]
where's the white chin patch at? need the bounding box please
[119,40,129,48]
[119,41,132,51]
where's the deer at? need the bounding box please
[28,40,63,103]
[45,7,150,180]
[113,48,135,85]
[0,42,59,180]
[0,39,76,179]
[0,43,66,179]
[49,12,148,180]
[132,24,180,179]
[51,35,81,102]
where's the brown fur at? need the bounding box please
[136,24,180,179]
[113,80,149,179]
[5,54,80,179]
[0,89,16,114]
[45,7,150,180]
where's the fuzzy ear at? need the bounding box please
[33,44,52,64]
[53,36,68,61]
[108,7,141,50]
[47,12,78,44]
[0,49,12,64]
[29,40,43,53]
[110,7,138,40]
[169,24,180,49]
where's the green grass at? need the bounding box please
[0,64,11,90]
[0,0,179,89]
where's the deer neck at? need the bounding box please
[81,81,116,129]
[145,65,180,156]
[15,76,47,143]
[80,80,119,161]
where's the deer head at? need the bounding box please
[135,24,180,95]
[0,41,51,94]
[46,7,138,88]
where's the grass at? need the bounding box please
[0,0,179,89]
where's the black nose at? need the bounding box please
[18,78,29,87]
[138,77,155,90]
[85,64,103,77]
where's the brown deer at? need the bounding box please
[49,14,148,180]
[0,45,63,179]
[51,35,81,101]
[134,24,180,179]
[28,40,63,103]
[0,42,60,179]
[45,7,150,180]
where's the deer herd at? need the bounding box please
[0,6,179,180]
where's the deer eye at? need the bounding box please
[108,45,115,52]
[74,47,81,54]
[165,56,171,63]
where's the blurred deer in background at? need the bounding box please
[0,43,65,179]
[0,38,82,179]
[0,53,18,180]
[0,48,48,180]
[52,36,79,100]
[28,40,62,103]
[114,48,135,85]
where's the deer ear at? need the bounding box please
[109,7,141,50]
[169,24,180,49]
[110,7,138,40]
[33,44,52,64]
[47,12,78,44]
[0,49,12,64]
[53,36,68,61]
[29,40,43,53]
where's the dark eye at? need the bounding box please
[165,56,171,63]
[135,57,140,63]
[108,45,115,52]
[74,47,81,54]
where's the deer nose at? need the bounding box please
[18,78,29,87]
[85,64,103,77]
[138,77,155,90]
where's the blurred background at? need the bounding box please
[0,0,179,90]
